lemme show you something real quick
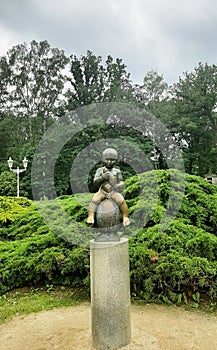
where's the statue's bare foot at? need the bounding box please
[87,217,95,224]
[123,217,130,226]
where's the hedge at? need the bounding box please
[0,170,217,306]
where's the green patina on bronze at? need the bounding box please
[87,148,130,241]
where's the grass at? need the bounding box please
[0,286,216,326]
[0,285,90,325]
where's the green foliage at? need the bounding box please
[135,70,168,110]
[125,169,217,233]
[1,170,217,308]
[0,40,68,123]
[1,43,217,197]
[0,195,90,294]
[0,228,90,294]
[171,62,217,175]
[0,196,32,227]
[177,173,217,233]
[125,170,217,304]
[0,171,17,196]
[129,224,217,303]
[0,170,29,198]
[66,51,135,110]
[53,123,151,196]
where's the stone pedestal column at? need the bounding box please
[90,237,131,350]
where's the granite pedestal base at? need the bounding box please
[90,237,131,350]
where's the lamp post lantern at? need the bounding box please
[7,157,28,197]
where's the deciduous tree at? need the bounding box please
[0,40,68,134]
[172,63,217,175]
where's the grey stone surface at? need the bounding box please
[90,238,131,350]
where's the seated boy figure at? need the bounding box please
[87,148,130,226]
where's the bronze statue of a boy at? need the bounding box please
[87,148,130,226]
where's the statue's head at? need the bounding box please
[102,148,118,168]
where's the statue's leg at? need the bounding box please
[119,201,131,226]
[87,191,105,224]
[112,193,131,226]
[87,202,98,224]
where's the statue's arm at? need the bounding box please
[114,170,124,193]
[93,168,109,188]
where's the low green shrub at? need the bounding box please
[0,196,32,228]
[129,222,217,303]
[0,232,89,294]
[0,170,217,307]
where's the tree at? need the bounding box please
[0,114,30,171]
[66,51,135,110]
[66,50,105,109]
[0,169,29,198]
[103,55,135,102]
[172,63,217,175]
[0,40,68,134]
[134,70,168,113]
[0,171,17,196]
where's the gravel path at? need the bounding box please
[0,303,216,350]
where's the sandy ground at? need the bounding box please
[0,303,216,350]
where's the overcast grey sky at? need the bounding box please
[1,0,217,84]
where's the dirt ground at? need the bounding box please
[0,303,216,350]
